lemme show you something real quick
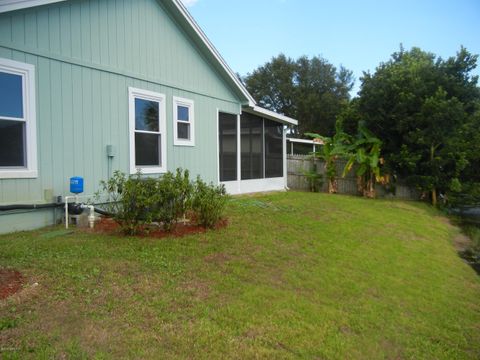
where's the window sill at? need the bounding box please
[0,169,38,179]
[173,140,195,147]
[130,167,167,175]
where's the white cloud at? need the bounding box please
[181,0,199,7]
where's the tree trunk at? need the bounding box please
[328,178,337,194]
[369,171,376,198]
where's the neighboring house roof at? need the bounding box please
[0,0,298,126]
[287,138,324,145]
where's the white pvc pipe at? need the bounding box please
[84,205,95,229]
[64,195,95,229]
[64,196,77,229]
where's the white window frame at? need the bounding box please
[173,96,195,147]
[0,57,37,179]
[128,87,167,175]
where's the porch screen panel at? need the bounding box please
[264,119,283,178]
[219,112,237,182]
[241,113,264,180]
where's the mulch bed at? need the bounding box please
[90,217,228,238]
[0,269,23,300]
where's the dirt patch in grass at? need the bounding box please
[0,269,23,300]
[179,279,211,301]
[89,217,228,238]
[453,233,471,252]
[204,252,231,266]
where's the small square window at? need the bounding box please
[173,97,194,146]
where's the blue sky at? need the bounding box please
[183,0,480,96]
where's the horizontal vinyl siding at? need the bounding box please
[0,0,243,208]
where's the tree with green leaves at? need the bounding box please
[343,46,480,205]
[244,54,354,136]
[342,124,385,198]
[306,122,351,194]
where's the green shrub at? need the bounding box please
[153,169,194,231]
[98,171,158,235]
[303,160,323,192]
[97,169,225,234]
[192,177,229,228]
[173,168,193,221]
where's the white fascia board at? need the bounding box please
[243,105,298,126]
[170,0,256,107]
[0,0,66,13]
[287,138,315,144]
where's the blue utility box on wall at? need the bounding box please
[70,177,84,194]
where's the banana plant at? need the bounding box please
[342,124,387,198]
[306,123,350,193]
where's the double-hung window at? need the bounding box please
[128,87,166,174]
[0,58,37,179]
[173,97,194,146]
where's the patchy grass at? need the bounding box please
[0,192,479,359]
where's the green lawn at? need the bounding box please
[1,192,479,359]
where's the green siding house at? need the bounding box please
[0,0,297,234]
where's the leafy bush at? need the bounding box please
[154,169,193,231]
[173,168,193,221]
[192,177,229,228]
[302,159,323,192]
[97,171,158,235]
[97,169,226,234]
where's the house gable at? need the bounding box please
[0,0,246,104]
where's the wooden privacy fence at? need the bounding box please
[287,155,420,200]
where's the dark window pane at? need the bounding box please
[219,112,237,182]
[0,71,23,118]
[135,133,160,166]
[177,122,190,140]
[241,112,263,180]
[289,141,314,155]
[0,120,25,167]
[265,120,284,178]
[177,105,189,122]
[135,98,159,132]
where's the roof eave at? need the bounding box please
[0,0,66,13]
[168,0,256,106]
[0,0,258,107]
[243,105,298,126]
